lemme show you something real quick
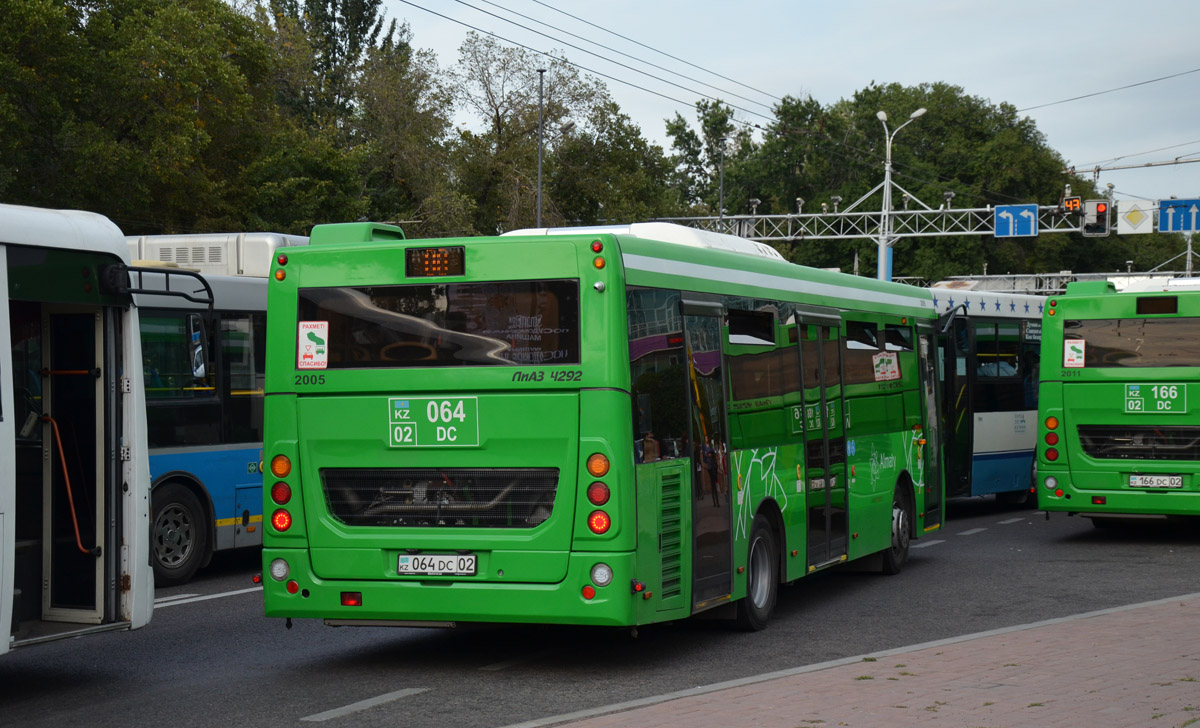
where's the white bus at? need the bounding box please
[0,204,178,655]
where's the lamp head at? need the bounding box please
[876,110,888,122]
[909,107,927,119]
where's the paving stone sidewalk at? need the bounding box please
[531,594,1200,728]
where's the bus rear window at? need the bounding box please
[297,280,580,368]
[1064,317,1200,367]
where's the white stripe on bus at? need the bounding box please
[623,254,934,311]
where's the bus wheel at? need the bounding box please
[735,516,778,631]
[881,489,911,575]
[152,483,207,586]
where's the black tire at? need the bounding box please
[152,482,208,586]
[881,488,911,575]
[735,516,779,631]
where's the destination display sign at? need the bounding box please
[388,396,480,447]
[1124,384,1187,414]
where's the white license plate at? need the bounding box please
[398,553,476,576]
[1128,474,1183,489]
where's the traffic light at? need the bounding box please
[1082,199,1110,237]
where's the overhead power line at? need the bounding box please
[526,0,781,103]
[1017,67,1200,112]
[467,0,774,112]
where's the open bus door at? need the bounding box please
[800,319,847,571]
[940,308,974,498]
[916,324,944,530]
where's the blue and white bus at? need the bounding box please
[934,285,1046,505]
[127,233,307,585]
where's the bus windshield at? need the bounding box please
[296,280,581,368]
[1063,317,1200,367]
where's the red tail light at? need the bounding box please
[271,509,292,531]
[588,510,611,534]
[1044,432,1059,446]
[581,585,596,600]
[587,481,610,505]
[1045,448,1059,462]
[341,592,362,607]
[271,481,292,505]
[286,580,299,594]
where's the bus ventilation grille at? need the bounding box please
[659,472,683,600]
[320,467,559,528]
[1077,426,1200,461]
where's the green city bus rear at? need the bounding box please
[1038,280,1200,517]
[262,224,642,626]
[262,222,942,629]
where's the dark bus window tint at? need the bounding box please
[728,350,781,401]
[843,321,877,385]
[140,310,217,400]
[975,321,1020,378]
[297,280,580,368]
[727,309,775,347]
[223,312,266,443]
[884,324,914,352]
[823,327,841,387]
[628,288,688,463]
[1064,317,1200,367]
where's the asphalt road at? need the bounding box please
[3,500,1199,728]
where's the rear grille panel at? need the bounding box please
[1077,426,1200,461]
[321,468,560,528]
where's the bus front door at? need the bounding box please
[917,328,944,530]
[942,317,973,498]
[41,306,105,625]
[802,323,847,570]
[683,308,732,610]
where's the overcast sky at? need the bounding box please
[382,0,1200,207]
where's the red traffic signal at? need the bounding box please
[1082,199,1111,237]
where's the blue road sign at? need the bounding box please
[1159,199,1200,233]
[994,204,1038,238]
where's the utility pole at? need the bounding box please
[537,68,546,228]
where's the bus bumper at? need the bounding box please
[262,549,640,627]
[1038,471,1200,517]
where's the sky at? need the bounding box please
[380,0,1200,208]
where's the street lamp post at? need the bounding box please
[717,138,727,222]
[537,68,546,228]
[876,107,926,281]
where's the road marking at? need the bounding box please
[957,528,986,536]
[301,688,430,722]
[479,649,557,671]
[153,586,262,608]
[911,539,945,549]
[154,593,200,604]
[998,517,1025,525]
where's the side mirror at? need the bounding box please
[187,313,210,381]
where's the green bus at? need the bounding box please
[261,222,944,631]
[1038,278,1200,521]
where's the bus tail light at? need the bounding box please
[590,563,613,587]
[587,510,611,534]
[1044,432,1059,446]
[1092,496,1107,505]
[586,481,610,505]
[271,454,292,478]
[1045,416,1059,430]
[341,592,362,607]
[581,585,596,600]
[271,509,293,532]
[586,453,610,477]
[1045,448,1059,462]
[271,481,292,505]
[286,580,299,594]
[269,558,290,581]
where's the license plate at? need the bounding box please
[1128,474,1183,489]
[398,553,476,576]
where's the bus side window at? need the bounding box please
[843,320,878,385]
[627,288,688,463]
[223,312,266,443]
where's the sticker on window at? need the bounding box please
[1063,338,1085,368]
[298,321,329,369]
[872,351,900,381]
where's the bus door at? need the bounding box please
[916,325,944,530]
[683,300,732,609]
[800,321,847,570]
[40,306,105,624]
[942,316,973,497]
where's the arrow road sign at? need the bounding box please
[994,204,1039,238]
[1159,199,1200,233]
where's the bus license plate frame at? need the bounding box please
[398,553,477,576]
[1128,474,1183,489]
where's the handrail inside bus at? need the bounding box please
[42,415,101,557]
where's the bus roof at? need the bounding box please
[930,283,1046,319]
[0,203,129,263]
[503,222,786,261]
[126,232,309,277]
